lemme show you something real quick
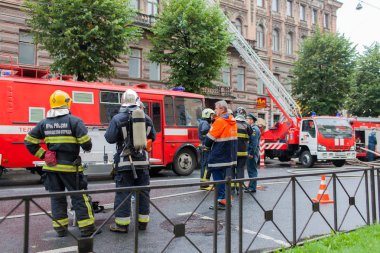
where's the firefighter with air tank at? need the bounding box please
[105,89,156,233]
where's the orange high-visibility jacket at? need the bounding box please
[204,113,238,171]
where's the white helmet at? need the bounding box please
[202,108,215,119]
[121,89,140,106]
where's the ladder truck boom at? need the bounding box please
[206,0,301,126]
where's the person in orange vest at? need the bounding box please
[24,90,98,238]
[204,100,238,210]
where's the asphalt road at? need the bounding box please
[0,160,375,253]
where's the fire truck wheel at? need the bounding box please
[173,148,196,176]
[332,160,345,167]
[300,150,315,168]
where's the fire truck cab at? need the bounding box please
[297,117,356,167]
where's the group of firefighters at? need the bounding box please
[23,87,263,237]
[198,101,261,210]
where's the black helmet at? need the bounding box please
[235,107,247,117]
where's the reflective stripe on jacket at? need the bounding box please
[104,105,156,172]
[204,113,237,171]
[237,120,253,157]
[24,112,92,172]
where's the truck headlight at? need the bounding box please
[318,144,327,151]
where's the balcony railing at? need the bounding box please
[134,13,156,28]
[202,86,233,97]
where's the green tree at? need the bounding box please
[348,43,380,116]
[291,29,356,115]
[24,0,141,81]
[148,0,232,93]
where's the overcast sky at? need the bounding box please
[337,0,380,53]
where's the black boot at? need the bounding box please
[80,224,101,237]
[138,222,148,231]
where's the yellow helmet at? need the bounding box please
[49,90,72,109]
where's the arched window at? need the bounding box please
[272,29,279,52]
[256,25,265,48]
[234,19,242,34]
[286,32,293,55]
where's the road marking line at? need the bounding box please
[238,227,290,247]
[177,212,289,247]
[0,211,51,220]
[36,246,77,253]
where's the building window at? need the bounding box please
[287,0,293,17]
[131,0,139,10]
[312,9,318,24]
[285,76,293,93]
[234,19,242,34]
[272,0,279,12]
[300,5,306,21]
[222,67,231,86]
[256,25,265,48]
[237,67,245,91]
[147,0,158,16]
[257,0,263,7]
[273,114,280,124]
[19,32,36,65]
[149,61,160,81]
[129,48,141,78]
[258,113,266,120]
[272,29,279,52]
[299,35,306,46]
[257,78,264,95]
[286,33,293,55]
[324,13,329,28]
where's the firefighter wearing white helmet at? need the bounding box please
[105,89,156,233]
[198,108,215,190]
[24,90,98,238]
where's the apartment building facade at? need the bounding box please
[0,0,342,127]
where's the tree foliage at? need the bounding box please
[24,0,141,81]
[348,43,380,116]
[291,29,356,115]
[148,0,232,93]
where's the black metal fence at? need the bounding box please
[0,166,379,253]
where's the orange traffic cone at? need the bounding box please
[312,175,334,204]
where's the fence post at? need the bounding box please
[365,170,370,225]
[23,198,30,253]
[333,173,338,231]
[225,176,231,253]
[238,181,243,253]
[135,190,140,253]
[378,169,380,223]
[370,168,377,224]
[291,177,296,246]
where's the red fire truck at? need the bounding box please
[351,117,380,160]
[0,59,203,177]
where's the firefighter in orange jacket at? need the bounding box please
[24,90,98,238]
[204,100,238,210]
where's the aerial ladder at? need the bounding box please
[207,0,302,158]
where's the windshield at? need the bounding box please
[316,118,353,138]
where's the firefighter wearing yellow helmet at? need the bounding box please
[24,90,99,238]
[198,108,215,190]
